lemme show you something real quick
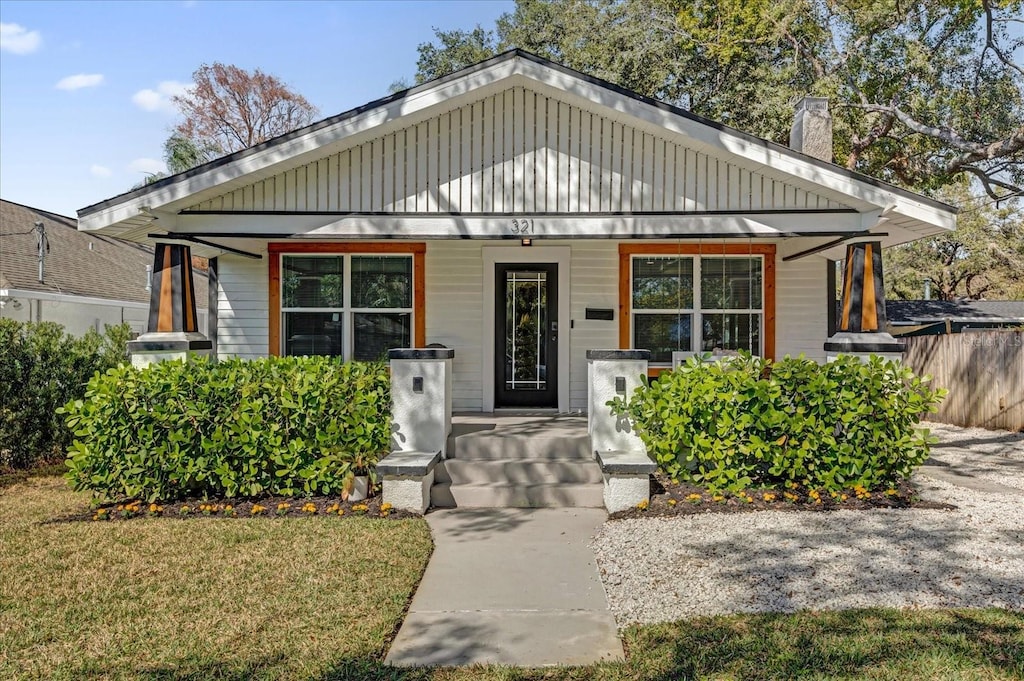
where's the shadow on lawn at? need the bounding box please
[625,608,1024,681]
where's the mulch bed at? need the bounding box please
[54,493,419,523]
[609,474,955,520]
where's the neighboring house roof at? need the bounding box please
[1,198,207,306]
[888,300,1024,324]
[77,50,958,250]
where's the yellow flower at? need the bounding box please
[840,494,849,501]
[380,503,393,512]
[686,493,702,503]
[712,495,725,502]
[636,499,649,510]
[251,504,266,515]
[302,502,317,514]
[885,488,899,496]
[337,509,345,516]
[762,493,776,502]
[667,498,677,506]
[784,492,799,502]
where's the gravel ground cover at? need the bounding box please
[594,424,1024,626]
[925,422,1024,491]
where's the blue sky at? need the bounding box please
[0,0,513,216]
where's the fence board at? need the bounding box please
[902,330,1023,432]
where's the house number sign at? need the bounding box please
[509,218,535,235]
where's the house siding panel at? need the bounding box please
[217,253,269,359]
[187,86,852,216]
[775,255,828,361]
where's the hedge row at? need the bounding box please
[0,320,131,470]
[63,356,391,502]
[610,353,944,493]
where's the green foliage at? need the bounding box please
[62,356,391,502]
[609,353,945,493]
[886,184,1024,301]
[0,320,131,470]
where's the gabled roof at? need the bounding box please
[888,300,1024,324]
[1,199,207,306]
[77,50,956,244]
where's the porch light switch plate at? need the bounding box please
[413,376,423,393]
[615,376,626,393]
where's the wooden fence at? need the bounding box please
[902,329,1023,432]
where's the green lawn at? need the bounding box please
[2,476,1022,680]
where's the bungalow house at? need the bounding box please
[76,50,956,413]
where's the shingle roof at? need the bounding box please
[888,300,1024,323]
[1,199,207,306]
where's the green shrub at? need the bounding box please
[609,353,945,493]
[0,320,131,470]
[62,356,391,502]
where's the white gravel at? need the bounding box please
[593,424,1024,625]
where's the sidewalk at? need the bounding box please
[385,508,623,667]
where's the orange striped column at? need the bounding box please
[146,243,199,334]
[825,241,904,356]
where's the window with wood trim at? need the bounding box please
[269,243,426,359]
[619,244,776,365]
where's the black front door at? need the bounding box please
[495,263,558,408]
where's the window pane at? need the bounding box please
[283,312,343,356]
[701,313,761,353]
[353,312,411,361]
[352,256,412,308]
[700,258,762,309]
[633,314,692,363]
[282,256,344,308]
[632,257,693,309]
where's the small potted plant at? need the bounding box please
[342,452,373,502]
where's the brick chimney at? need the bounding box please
[790,97,832,162]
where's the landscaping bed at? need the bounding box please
[55,492,416,523]
[610,474,953,519]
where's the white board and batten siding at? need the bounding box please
[187,87,852,217]
[216,253,269,359]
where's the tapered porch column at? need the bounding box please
[127,243,212,367]
[824,241,904,362]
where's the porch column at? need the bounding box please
[127,243,212,367]
[379,348,454,514]
[587,350,655,513]
[824,242,904,362]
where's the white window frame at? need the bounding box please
[630,254,764,365]
[279,252,415,360]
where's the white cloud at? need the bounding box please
[131,80,191,113]
[0,22,42,54]
[128,158,166,175]
[55,73,104,91]
[89,164,112,178]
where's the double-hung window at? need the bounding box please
[280,254,413,360]
[630,254,763,365]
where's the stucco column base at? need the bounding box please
[389,349,454,457]
[587,350,649,452]
[382,471,435,515]
[603,473,650,513]
[825,332,904,365]
[128,331,212,368]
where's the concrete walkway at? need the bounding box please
[386,508,623,667]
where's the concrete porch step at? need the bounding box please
[431,481,605,508]
[434,459,603,485]
[447,434,592,461]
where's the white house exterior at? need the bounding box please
[77,51,956,412]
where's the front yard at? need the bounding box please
[3,475,1023,680]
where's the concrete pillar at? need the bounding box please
[127,243,211,367]
[824,242,904,363]
[388,348,454,457]
[587,350,649,453]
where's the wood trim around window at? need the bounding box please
[618,243,777,370]
[268,242,427,357]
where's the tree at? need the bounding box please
[172,62,319,158]
[886,185,1024,301]
[414,0,1023,200]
